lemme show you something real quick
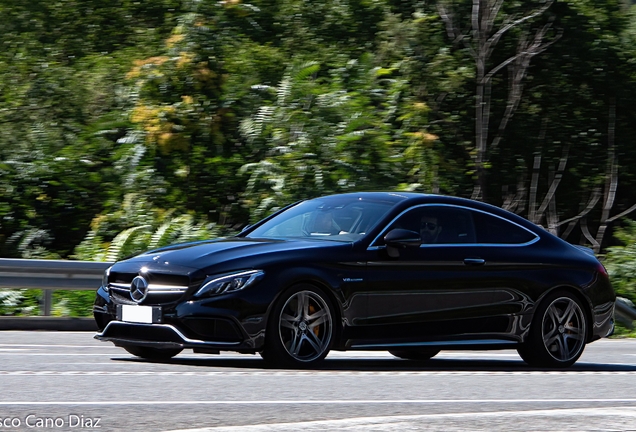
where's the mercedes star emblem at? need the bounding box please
[130,276,149,303]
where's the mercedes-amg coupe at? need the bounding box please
[94,192,615,368]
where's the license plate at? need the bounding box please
[117,305,161,324]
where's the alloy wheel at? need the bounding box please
[278,290,333,363]
[541,296,586,363]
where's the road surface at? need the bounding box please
[0,331,635,431]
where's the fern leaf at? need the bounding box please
[106,225,151,262]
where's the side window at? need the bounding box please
[472,211,537,244]
[378,206,476,245]
[429,207,475,244]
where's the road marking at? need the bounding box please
[162,407,636,432]
[0,344,118,349]
[1,399,636,406]
[0,369,636,376]
[49,362,119,365]
[329,351,521,358]
[0,331,92,334]
[0,353,120,356]
[436,353,521,357]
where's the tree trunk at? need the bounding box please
[441,0,558,202]
[474,56,487,201]
[594,97,617,253]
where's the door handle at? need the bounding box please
[464,258,485,266]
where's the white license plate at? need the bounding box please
[121,305,154,324]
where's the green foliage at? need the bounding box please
[0,289,39,316]
[239,57,399,219]
[52,290,95,317]
[610,322,636,338]
[1,0,636,263]
[73,203,221,262]
[0,289,95,317]
[603,220,636,303]
[1,0,636,325]
[274,0,387,57]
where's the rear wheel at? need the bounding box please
[121,345,183,360]
[518,291,587,368]
[261,284,334,368]
[389,348,440,361]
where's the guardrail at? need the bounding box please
[0,258,111,318]
[2,258,636,332]
[616,297,636,329]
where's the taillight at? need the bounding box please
[596,261,608,277]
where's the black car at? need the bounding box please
[94,192,615,368]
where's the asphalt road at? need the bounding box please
[0,331,636,431]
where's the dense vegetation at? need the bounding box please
[3,0,636,314]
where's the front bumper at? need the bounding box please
[94,320,247,351]
[93,285,269,353]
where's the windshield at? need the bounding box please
[246,196,396,242]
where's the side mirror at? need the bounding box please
[384,229,422,248]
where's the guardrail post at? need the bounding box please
[42,289,52,316]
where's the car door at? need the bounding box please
[353,204,539,347]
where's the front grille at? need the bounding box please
[110,290,137,305]
[107,271,193,306]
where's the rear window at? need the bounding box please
[472,211,537,244]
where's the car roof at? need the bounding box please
[315,192,541,233]
[315,192,423,203]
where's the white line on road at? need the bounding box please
[1,370,636,376]
[436,353,521,357]
[0,344,117,349]
[48,362,121,365]
[329,351,521,358]
[162,407,636,432]
[0,353,120,356]
[2,398,636,406]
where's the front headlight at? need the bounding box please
[102,266,112,292]
[195,270,265,297]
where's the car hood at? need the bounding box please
[121,237,351,271]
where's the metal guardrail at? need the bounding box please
[0,258,111,316]
[2,258,636,331]
[615,297,636,329]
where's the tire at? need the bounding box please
[261,284,335,368]
[518,291,588,368]
[122,345,183,360]
[389,348,440,361]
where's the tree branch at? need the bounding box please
[528,118,548,223]
[472,0,481,50]
[484,22,560,85]
[437,3,476,56]
[535,145,569,220]
[556,188,602,227]
[484,0,506,36]
[484,0,554,55]
[595,97,618,251]
[581,217,600,249]
[607,203,636,223]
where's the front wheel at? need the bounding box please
[121,345,183,360]
[262,284,335,368]
[518,291,588,368]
